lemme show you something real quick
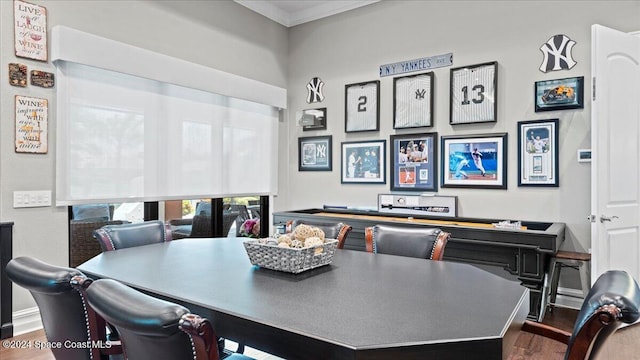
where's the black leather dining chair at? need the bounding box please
[364,224,450,260]
[286,219,352,249]
[93,220,172,251]
[5,257,122,360]
[519,270,640,360]
[85,278,254,360]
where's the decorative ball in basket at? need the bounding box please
[243,224,338,274]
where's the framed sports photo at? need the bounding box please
[517,119,559,187]
[390,133,437,191]
[393,72,434,129]
[341,140,386,184]
[450,61,498,125]
[441,133,507,189]
[345,80,380,133]
[534,77,584,112]
[298,135,332,171]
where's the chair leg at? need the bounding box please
[548,259,561,312]
[579,260,591,299]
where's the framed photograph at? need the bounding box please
[450,61,498,125]
[518,119,559,187]
[300,108,326,131]
[299,135,332,171]
[441,133,507,189]
[341,140,386,184]
[393,72,434,129]
[15,95,48,154]
[14,0,48,61]
[390,132,437,191]
[345,80,380,132]
[577,149,591,163]
[535,76,584,112]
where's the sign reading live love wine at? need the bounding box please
[14,0,48,61]
[15,95,48,154]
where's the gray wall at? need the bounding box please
[0,0,288,313]
[280,1,640,266]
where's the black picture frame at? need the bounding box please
[450,61,498,125]
[517,119,559,187]
[298,135,332,171]
[301,108,327,131]
[341,140,386,184]
[390,132,437,192]
[534,76,584,112]
[393,72,434,129]
[345,80,380,133]
[441,133,507,189]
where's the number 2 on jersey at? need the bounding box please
[357,96,367,112]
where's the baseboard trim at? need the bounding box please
[12,307,42,336]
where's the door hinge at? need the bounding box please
[592,77,596,101]
[587,215,596,223]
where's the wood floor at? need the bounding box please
[2,307,639,359]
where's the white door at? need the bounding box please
[591,24,640,284]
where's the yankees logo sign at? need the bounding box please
[306,77,325,104]
[539,34,577,73]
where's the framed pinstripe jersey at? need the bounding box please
[393,72,434,129]
[345,80,379,132]
[450,62,498,125]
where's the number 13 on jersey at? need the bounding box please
[450,62,498,124]
[345,80,380,132]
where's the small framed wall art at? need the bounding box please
[518,119,559,186]
[390,132,437,192]
[393,72,434,129]
[450,61,498,125]
[15,95,48,154]
[298,135,332,171]
[341,140,386,184]
[345,80,380,133]
[441,133,507,189]
[14,0,48,61]
[534,76,584,112]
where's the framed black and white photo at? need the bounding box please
[450,61,498,125]
[518,119,559,186]
[393,72,434,129]
[341,140,386,184]
[535,77,584,112]
[345,80,380,132]
[300,108,327,131]
[390,133,437,191]
[441,133,507,189]
[298,135,332,171]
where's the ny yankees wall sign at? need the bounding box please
[345,80,380,133]
[306,77,325,104]
[539,34,576,73]
[450,62,498,125]
[393,72,434,129]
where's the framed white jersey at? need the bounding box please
[450,61,497,125]
[393,72,434,129]
[345,80,379,132]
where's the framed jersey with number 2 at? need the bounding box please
[345,80,380,133]
[450,61,498,125]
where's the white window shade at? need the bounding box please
[53,27,283,205]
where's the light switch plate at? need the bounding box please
[13,190,52,208]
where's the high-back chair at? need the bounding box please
[364,224,450,260]
[286,219,352,249]
[93,220,172,251]
[520,270,640,360]
[86,278,253,360]
[5,257,121,360]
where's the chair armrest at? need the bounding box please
[168,218,193,226]
[364,227,374,253]
[430,231,450,261]
[179,313,219,360]
[522,320,571,345]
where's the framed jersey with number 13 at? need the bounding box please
[450,61,498,125]
[345,80,380,133]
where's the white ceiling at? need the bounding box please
[234,0,380,27]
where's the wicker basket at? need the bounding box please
[243,239,338,274]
